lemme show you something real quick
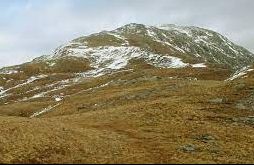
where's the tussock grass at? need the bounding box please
[0,64,253,163]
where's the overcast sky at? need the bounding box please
[0,0,253,67]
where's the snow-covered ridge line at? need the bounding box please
[30,23,253,75]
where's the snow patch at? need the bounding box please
[145,27,186,53]
[191,63,207,68]
[31,93,45,99]
[48,62,56,67]
[226,66,253,81]
[58,45,189,78]
[54,95,63,102]
[26,80,71,100]
[0,69,19,75]
[0,75,48,99]
[157,24,193,37]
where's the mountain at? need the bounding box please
[0,23,254,163]
[1,23,253,106]
[36,23,254,71]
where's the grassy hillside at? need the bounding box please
[0,64,253,163]
[0,23,253,163]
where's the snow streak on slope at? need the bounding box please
[1,23,253,103]
[157,24,194,37]
[51,45,189,77]
[226,66,254,81]
[191,63,207,68]
[157,25,246,57]
[30,103,61,118]
[0,69,19,75]
[0,75,48,99]
[145,26,186,53]
[30,23,254,77]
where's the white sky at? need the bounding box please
[0,0,253,67]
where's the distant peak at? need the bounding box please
[115,23,147,31]
[159,24,178,28]
[124,23,145,27]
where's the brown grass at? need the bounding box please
[0,66,253,163]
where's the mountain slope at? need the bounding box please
[30,23,253,75]
[1,23,253,112]
[0,65,254,163]
[0,23,254,163]
[62,23,254,69]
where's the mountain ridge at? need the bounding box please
[1,23,254,110]
[36,23,254,71]
[1,23,253,73]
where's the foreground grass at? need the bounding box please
[0,67,253,163]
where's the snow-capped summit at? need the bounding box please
[47,23,253,72]
[0,23,254,115]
